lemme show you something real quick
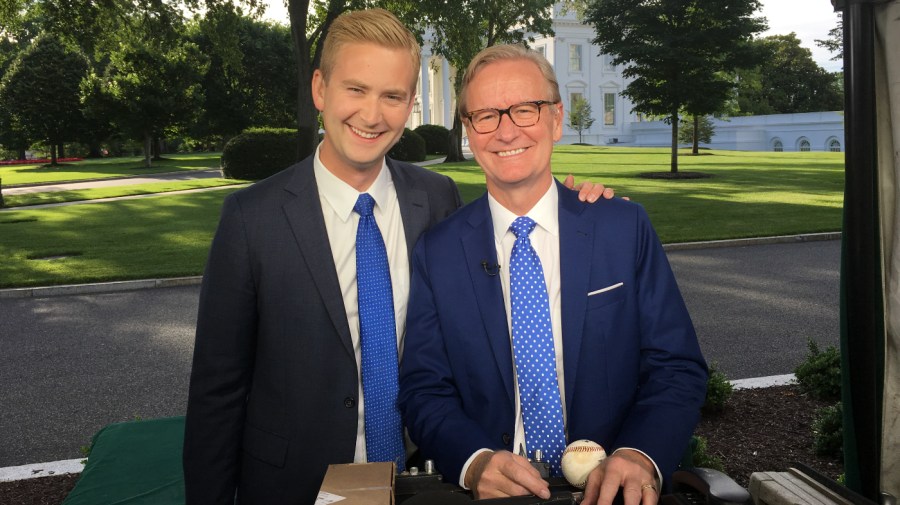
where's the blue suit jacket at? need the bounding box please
[398,180,708,486]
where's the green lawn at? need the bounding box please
[0,146,844,288]
[0,152,222,186]
[3,178,249,208]
[435,146,844,243]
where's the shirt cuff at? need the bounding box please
[459,448,493,489]
[612,447,663,489]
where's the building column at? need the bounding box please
[442,59,452,128]
[420,57,431,125]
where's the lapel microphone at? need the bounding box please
[481,260,501,276]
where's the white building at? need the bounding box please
[408,3,845,152]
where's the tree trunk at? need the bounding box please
[143,133,152,168]
[692,116,700,155]
[50,142,58,167]
[58,143,65,159]
[88,143,102,158]
[16,149,26,160]
[445,113,466,162]
[152,136,163,160]
[670,112,679,173]
[289,0,321,163]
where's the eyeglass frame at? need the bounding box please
[462,100,560,134]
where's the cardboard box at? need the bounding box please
[316,462,395,505]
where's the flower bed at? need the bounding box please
[0,157,83,166]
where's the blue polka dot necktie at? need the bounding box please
[354,193,405,472]
[509,216,566,476]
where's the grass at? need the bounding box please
[0,146,844,288]
[0,153,222,186]
[433,146,844,243]
[0,189,240,288]
[3,179,248,208]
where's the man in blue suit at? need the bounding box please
[398,45,708,505]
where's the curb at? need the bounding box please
[661,232,841,251]
[0,233,840,299]
[0,374,798,482]
[0,459,84,482]
[0,276,202,299]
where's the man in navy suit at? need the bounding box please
[183,10,611,505]
[398,45,708,505]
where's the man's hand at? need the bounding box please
[464,450,551,500]
[562,174,616,202]
[581,449,659,505]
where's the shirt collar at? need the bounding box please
[488,180,559,241]
[313,144,392,222]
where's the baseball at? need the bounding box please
[561,439,607,488]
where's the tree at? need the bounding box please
[411,0,557,162]
[585,0,765,173]
[99,9,208,167]
[568,95,595,143]
[815,14,843,62]
[0,35,89,165]
[678,114,715,152]
[736,34,843,115]
[190,8,298,143]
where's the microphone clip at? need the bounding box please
[481,260,500,276]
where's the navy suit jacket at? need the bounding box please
[398,180,707,486]
[183,155,461,505]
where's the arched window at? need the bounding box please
[798,138,811,152]
[828,139,841,152]
[772,139,783,152]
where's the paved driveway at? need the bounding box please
[0,239,840,467]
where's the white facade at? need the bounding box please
[409,4,845,152]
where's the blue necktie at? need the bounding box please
[509,216,567,476]
[354,193,405,472]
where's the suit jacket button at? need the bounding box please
[344,397,356,408]
[502,433,511,446]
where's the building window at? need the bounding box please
[604,93,616,126]
[829,139,841,152]
[570,92,584,113]
[772,139,783,152]
[604,54,615,71]
[799,138,811,152]
[569,44,582,72]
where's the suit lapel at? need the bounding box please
[387,159,430,263]
[282,160,354,357]
[461,196,515,405]
[557,181,593,412]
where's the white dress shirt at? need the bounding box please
[313,147,409,463]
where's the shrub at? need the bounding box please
[689,435,725,471]
[388,128,426,162]
[702,363,733,415]
[414,124,451,155]
[221,127,298,180]
[794,339,841,402]
[812,402,843,458]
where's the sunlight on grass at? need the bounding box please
[0,146,844,288]
[0,152,223,186]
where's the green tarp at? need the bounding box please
[63,416,186,505]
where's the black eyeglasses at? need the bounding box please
[463,100,559,134]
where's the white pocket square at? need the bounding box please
[588,282,624,296]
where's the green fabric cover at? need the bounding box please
[63,416,186,505]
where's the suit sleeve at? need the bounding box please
[611,205,708,479]
[399,237,497,484]
[183,193,258,504]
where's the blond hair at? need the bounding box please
[457,44,561,115]
[319,8,420,90]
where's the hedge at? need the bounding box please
[221,128,298,180]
